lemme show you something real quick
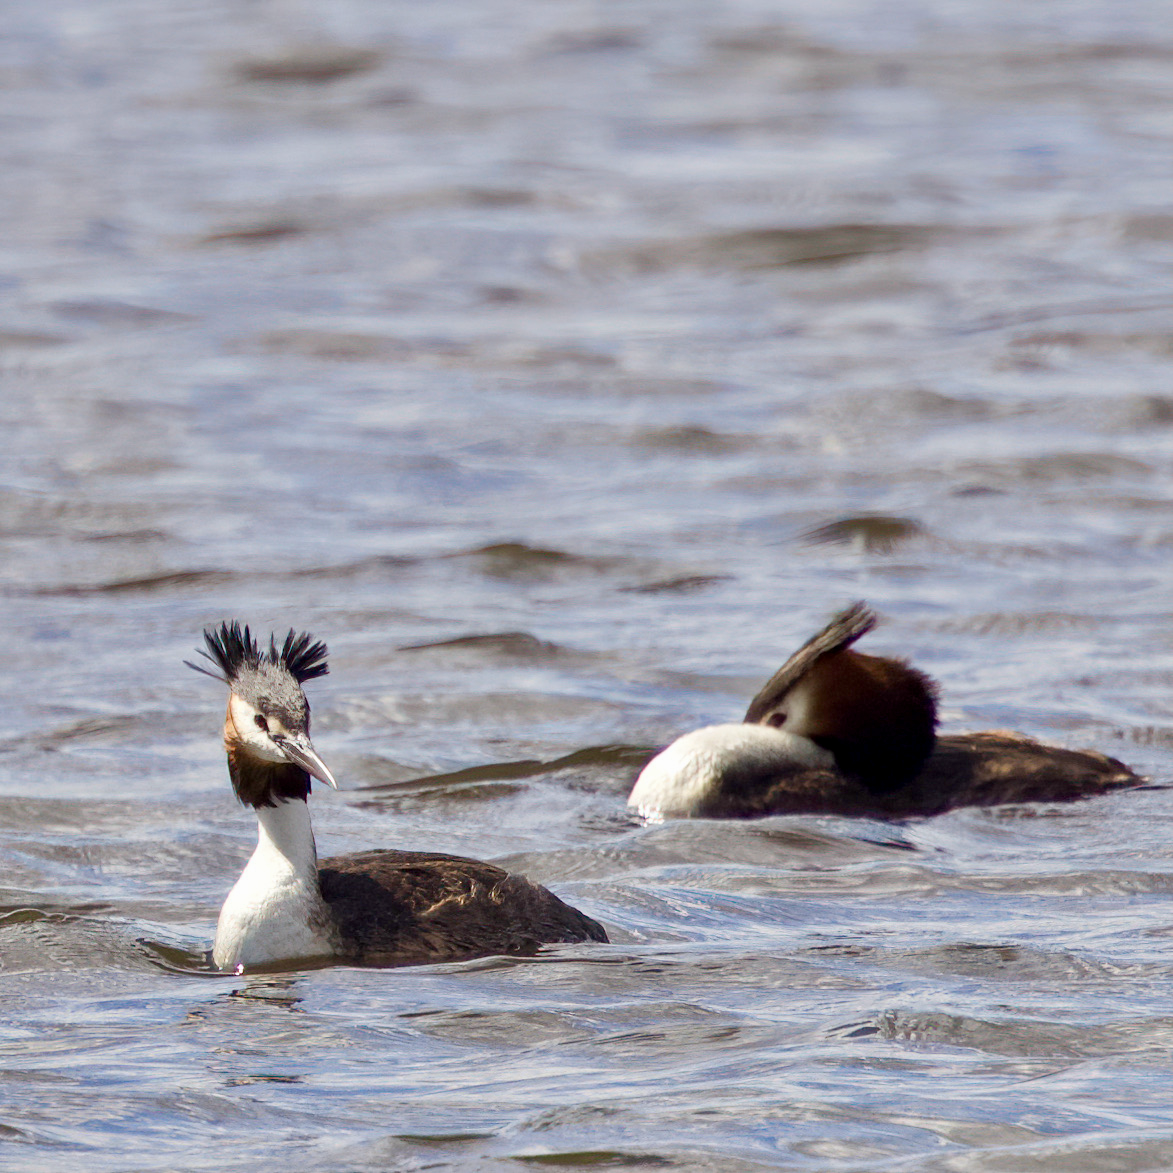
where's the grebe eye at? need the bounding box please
[254,714,270,733]
[767,712,787,728]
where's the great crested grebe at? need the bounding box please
[628,602,1141,820]
[189,622,607,971]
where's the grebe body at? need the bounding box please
[629,603,1140,820]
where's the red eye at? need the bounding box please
[767,712,787,728]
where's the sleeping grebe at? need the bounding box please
[189,622,607,971]
[628,602,1141,820]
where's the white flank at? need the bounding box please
[627,723,834,819]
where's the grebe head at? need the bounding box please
[743,602,939,794]
[629,602,942,818]
[187,621,337,806]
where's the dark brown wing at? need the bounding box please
[744,602,876,723]
[697,762,882,818]
[687,731,1141,819]
[318,849,607,966]
[888,731,1143,815]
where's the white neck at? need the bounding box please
[628,723,834,819]
[212,799,337,970]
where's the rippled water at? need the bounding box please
[3,0,1173,1168]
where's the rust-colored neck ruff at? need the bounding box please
[797,648,937,793]
[225,743,311,807]
[221,696,312,808]
[223,706,310,807]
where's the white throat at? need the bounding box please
[628,723,834,819]
[213,798,337,971]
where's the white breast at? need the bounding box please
[627,723,834,819]
[213,800,338,970]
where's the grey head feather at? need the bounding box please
[185,620,329,730]
[743,601,876,724]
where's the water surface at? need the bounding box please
[3,0,1173,1168]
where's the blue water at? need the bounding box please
[3,0,1173,1168]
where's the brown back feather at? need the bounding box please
[692,731,1142,819]
[318,850,607,965]
[891,731,1142,815]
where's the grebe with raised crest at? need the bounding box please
[190,622,607,971]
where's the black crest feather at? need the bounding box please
[272,628,330,683]
[744,601,876,723]
[185,621,329,684]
